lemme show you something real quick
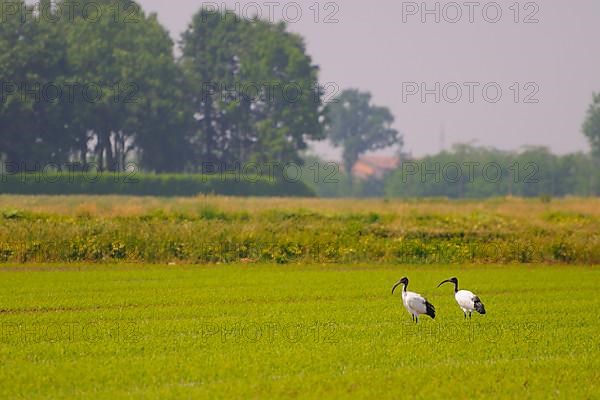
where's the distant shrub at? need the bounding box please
[539,194,552,203]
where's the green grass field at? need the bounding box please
[1,263,598,399]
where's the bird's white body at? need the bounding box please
[455,289,477,313]
[437,278,486,318]
[402,290,430,318]
[392,277,435,323]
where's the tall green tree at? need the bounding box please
[325,89,400,181]
[0,0,70,167]
[180,9,324,169]
[238,19,324,165]
[180,10,241,167]
[61,0,188,172]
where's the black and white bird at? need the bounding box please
[437,277,486,319]
[392,277,436,323]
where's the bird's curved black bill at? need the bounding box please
[437,279,452,288]
[391,282,402,294]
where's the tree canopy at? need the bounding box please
[180,10,324,169]
[0,0,69,167]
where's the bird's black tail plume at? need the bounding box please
[473,297,486,314]
[425,301,436,319]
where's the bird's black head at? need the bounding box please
[437,277,458,289]
[392,277,409,294]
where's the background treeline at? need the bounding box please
[2,0,600,198]
[305,145,600,199]
[387,145,599,199]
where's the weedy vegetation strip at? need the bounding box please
[0,196,598,264]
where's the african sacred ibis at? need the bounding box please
[391,277,436,323]
[437,277,486,319]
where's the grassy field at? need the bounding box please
[1,196,599,398]
[0,263,598,399]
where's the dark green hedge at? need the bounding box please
[0,173,316,197]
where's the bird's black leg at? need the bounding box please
[469,312,472,319]
[464,312,467,320]
[415,316,419,324]
[412,315,415,323]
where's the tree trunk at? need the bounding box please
[104,132,116,172]
[97,138,104,173]
[344,153,358,191]
[80,136,88,169]
[204,99,217,166]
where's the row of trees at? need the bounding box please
[303,145,598,198]
[0,0,400,175]
[309,92,600,197]
[386,145,599,198]
[3,0,599,194]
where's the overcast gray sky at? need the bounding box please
[138,0,599,158]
